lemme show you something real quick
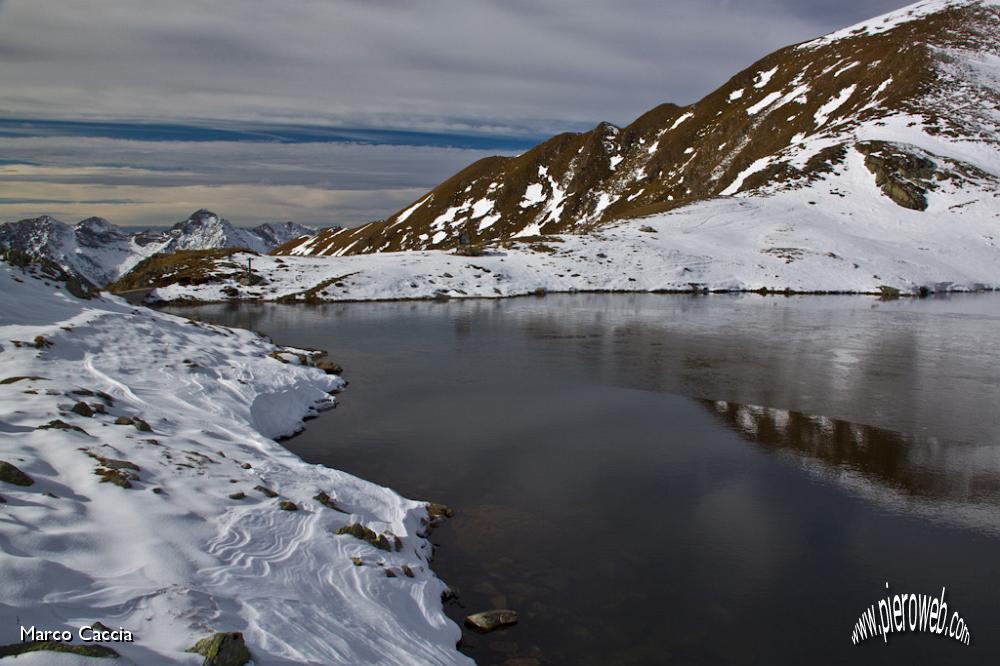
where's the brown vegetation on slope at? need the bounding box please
[274,2,997,258]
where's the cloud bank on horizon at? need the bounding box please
[0,0,912,227]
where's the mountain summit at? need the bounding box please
[278,0,999,258]
[157,210,314,255]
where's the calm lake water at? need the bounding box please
[167,294,1000,666]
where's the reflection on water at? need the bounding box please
[706,400,1000,535]
[168,294,1000,665]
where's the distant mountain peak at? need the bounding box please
[76,215,114,229]
[188,209,221,222]
[0,211,316,286]
[171,209,226,231]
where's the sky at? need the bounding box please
[0,0,912,228]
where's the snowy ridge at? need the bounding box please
[145,138,1000,302]
[277,0,1000,261]
[799,0,998,48]
[0,261,469,665]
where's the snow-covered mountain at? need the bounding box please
[0,210,316,287]
[279,0,1000,262]
[154,209,315,255]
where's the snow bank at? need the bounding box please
[0,262,469,665]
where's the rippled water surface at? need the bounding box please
[169,294,1000,665]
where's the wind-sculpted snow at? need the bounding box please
[0,260,469,665]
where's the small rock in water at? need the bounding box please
[313,357,343,375]
[426,502,454,522]
[465,610,519,632]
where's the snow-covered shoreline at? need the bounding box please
[0,259,471,665]
[137,138,1000,306]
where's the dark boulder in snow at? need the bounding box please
[188,632,252,666]
[0,460,34,486]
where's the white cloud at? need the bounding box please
[0,136,509,227]
[0,0,914,226]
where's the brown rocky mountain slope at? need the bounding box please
[276,0,999,258]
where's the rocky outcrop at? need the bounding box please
[858,141,935,210]
[188,632,252,666]
[0,460,34,486]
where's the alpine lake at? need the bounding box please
[165,292,1000,666]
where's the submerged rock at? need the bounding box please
[465,610,519,632]
[188,632,251,666]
